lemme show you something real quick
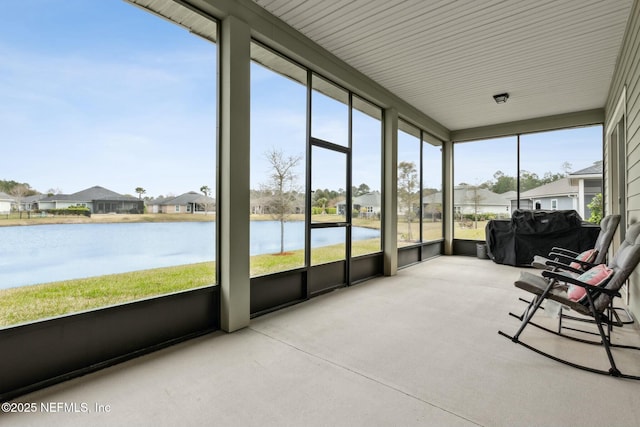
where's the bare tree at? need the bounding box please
[262,148,302,254]
[398,161,419,241]
[46,187,63,196]
[9,184,30,218]
[465,185,484,229]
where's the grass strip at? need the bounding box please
[0,262,215,327]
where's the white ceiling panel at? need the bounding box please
[252,0,633,131]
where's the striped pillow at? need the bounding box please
[567,264,613,303]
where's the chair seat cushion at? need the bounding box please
[514,271,591,316]
[531,255,550,270]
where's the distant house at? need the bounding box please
[146,196,169,213]
[570,161,603,218]
[423,186,513,219]
[0,192,14,214]
[515,161,602,219]
[336,192,381,218]
[516,178,577,212]
[20,194,47,212]
[249,190,272,215]
[36,186,144,214]
[147,191,216,214]
[250,191,304,215]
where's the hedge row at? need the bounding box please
[456,213,509,221]
[311,207,337,215]
[42,207,91,217]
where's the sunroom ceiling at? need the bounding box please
[252,0,633,131]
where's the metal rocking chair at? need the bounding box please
[499,221,640,379]
[527,214,632,325]
[531,214,621,271]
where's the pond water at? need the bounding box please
[0,221,379,289]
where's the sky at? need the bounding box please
[1,1,603,199]
[1,0,217,198]
[250,61,383,193]
[454,126,603,187]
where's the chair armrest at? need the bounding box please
[550,247,580,257]
[544,260,584,275]
[573,259,598,269]
[548,252,581,264]
[548,252,598,271]
[541,270,621,297]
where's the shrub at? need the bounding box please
[587,193,603,224]
[44,205,91,217]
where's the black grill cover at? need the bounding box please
[486,210,600,266]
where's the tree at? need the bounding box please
[423,202,442,222]
[465,185,484,229]
[199,185,214,215]
[542,171,566,183]
[1,180,36,196]
[9,184,31,218]
[262,148,302,254]
[587,193,603,224]
[315,197,328,214]
[488,171,516,194]
[482,163,573,195]
[518,170,542,192]
[398,161,419,241]
[353,183,370,197]
[46,187,63,197]
[135,187,146,199]
[313,188,342,211]
[0,179,21,194]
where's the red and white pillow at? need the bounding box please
[569,249,598,270]
[567,264,614,303]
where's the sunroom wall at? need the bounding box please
[605,0,640,319]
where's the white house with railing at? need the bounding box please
[0,192,14,214]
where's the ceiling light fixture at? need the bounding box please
[493,93,509,104]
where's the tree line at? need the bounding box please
[469,162,572,194]
[0,180,38,197]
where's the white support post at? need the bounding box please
[383,108,398,276]
[443,140,454,255]
[219,15,251,332]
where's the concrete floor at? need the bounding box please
[3,256,640,427]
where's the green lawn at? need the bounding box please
[397,220,443,246]
[453,220,488,240]
[0,262,216,327]
[249,238,382,276]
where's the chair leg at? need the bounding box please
[584,292,621,376]
[510,281,556,342]
[612,306,635,324]
[501,283,640,378]
[558,305,563,334]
